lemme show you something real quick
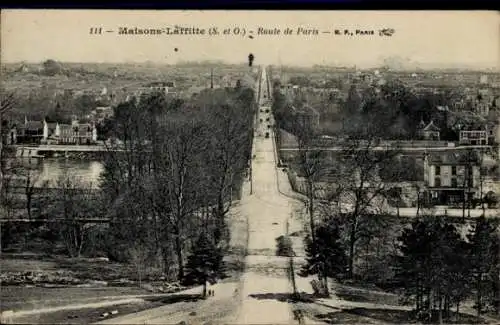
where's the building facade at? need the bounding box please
[459,130,489,145]
[13,118,97,145]
[423,151,481,205]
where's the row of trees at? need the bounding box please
[300,212,499,322]
[1,82,256,289]
[100,86,255,283]
[398,216,499,322]
[271,71,403,281]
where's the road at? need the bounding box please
[93,66,310,325]
[232,65,304,324]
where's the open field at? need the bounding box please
[1,286,149,311]
[1,254,139,282]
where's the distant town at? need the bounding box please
[1,60,499,325]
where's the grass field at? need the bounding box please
[0,286,150,311]
[1,254,138,281]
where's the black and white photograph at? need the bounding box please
[1,10,499,325]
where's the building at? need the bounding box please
[417,120,441,140]
[459,130,489,145]
[15,118,97,145]
[423,151,481,205]
[476,101,490,116]
[57,121,97,145]
[140,81,176,95]
[16,118,45,144]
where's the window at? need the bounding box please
[435,166,441,175]
[434,177,441,187]
[452,166,457,175]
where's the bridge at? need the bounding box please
[12,144,128,159]
[0,217,111,224]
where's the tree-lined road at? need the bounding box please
[92,66,309,325]
[233,66,302,324]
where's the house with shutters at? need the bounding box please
[423,150,481,205]
[15,117,97,145]
[56,120,97,145]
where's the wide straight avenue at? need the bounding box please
[93,67,310,325]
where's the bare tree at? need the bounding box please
[204,97,253,244]
[23,167,45,220]
[156,113,209,281]
[129,244,149,288]
[293,124,327,248]
[49,172,100,257]
[339,134,399,279]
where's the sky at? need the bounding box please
[1,10,499,69]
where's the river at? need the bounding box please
[17,158,104,189]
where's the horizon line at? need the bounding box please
[2,60,499,72]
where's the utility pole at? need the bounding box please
[210,67,214,89]
[286,218,298,298]
[249,165,252,195]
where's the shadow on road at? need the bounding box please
[248,292,315,303]
[144,294,202,304]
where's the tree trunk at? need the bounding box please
[77,224,86,258]
[456,301,460,322]
[416,282,421,312]
[477,276,482,318]
[289,256,297,297]
[323,274,329,297]
[438,294,443,325]
[480,176,485,216]
[444,295,450,319]
[203,280,207,298]
[26,190,32,219]
[175,229,184,281]
[348,214,358,279]
[427,288,432,314]
[462,189,466,221]
[307,179,315,245]
[416,191,420,217]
